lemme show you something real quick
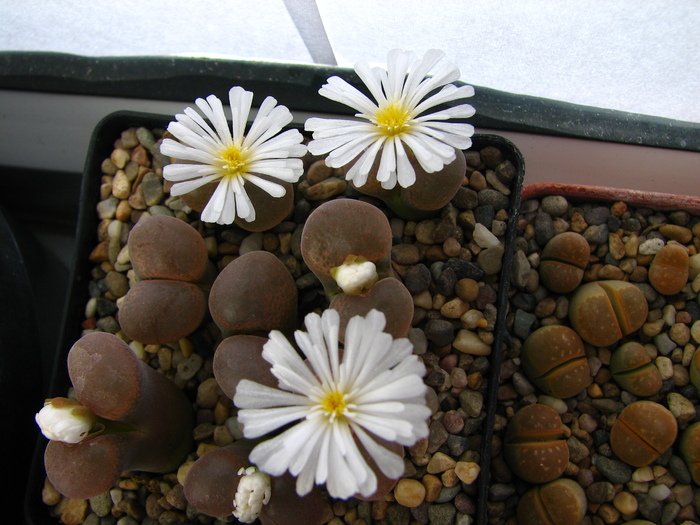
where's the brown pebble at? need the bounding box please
[421,474,443,502]
[305,177,347,201]
[455,461,481,484]
[56,498,89,525]
[42,478,61,506]
[427,451,456,473]
[394,478,426,507]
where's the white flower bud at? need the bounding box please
[232,466,272,523]
[330,255,378,295]
[35,398,96,444]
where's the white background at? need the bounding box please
[1,0,698,123]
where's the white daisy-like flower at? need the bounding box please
[35,398,97,444]
[305,49,475,190]
[160,86,307,225]
[233,309,430,500]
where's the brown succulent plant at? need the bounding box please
[647,241,689,295]
[609,341,663,397]
[520,325,592,399]
[119,214,211,344]
[208,250,298,337]
[345,147,467,220]
[538,231,590,293]
[516,478,587,525]
[179,178,295,232]
[610,400,678,467]
[503,404,569,484]
[183,442,325,524]
[301,198,413,339]
[43,332,193,499]
[568,280,648,347]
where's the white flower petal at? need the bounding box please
[169,174,220,196]
[237,309,429,498]
[244,174,287,198]
[163,163,219,182]
[319,76,379,115]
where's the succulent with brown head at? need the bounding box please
[301,198,413,339]
[609,341,662,397]
[520,325,592,399]
[516,478,587,525]
[568,280,648,347]
[679,422,700,485]
[345,148,467,220]
[119,214,210,344]
[208,250,298,337]
[183,443,325,524]
[503,404,569,484]
[648,241,689,295]
[38,332,193,499]
[538,231,589,293]
[610,400,677,467]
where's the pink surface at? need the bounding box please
[522,183,700,215]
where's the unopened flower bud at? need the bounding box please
[35,398,97,444]
[232,466,272,523]
[330,255,378,295]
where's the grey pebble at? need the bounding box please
[660,502,681,525]
[668,455,692,484]
[636,493,663,523]
[89,491,113,517]
[142,172,164,206]
[534,212,554,247]
[404,264,432,294]
[584,206,611,226]
[177,353,203,380]
[583,224,609,244]
[593,455,632,484]
[586,481,615,503]
[428,503,457,525]
[513,309,537,339]
[540,195,568,216]
[436,484,462,503]
[474,205,495,227]
[477,245,504,276]
[478,189,510,211]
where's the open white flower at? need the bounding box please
[161,86,307,225]
[305,49,475,190]
[35,398,97,444]
[234,309,430,499]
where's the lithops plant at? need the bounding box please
[301,198,413,339]
[538,231,590,293]
[119,214,210,344]
[40,332,193,499]
[516,478,587,525]
[345,149,467,220]
[648,241,689,295]
[208,250,298,337]
[503,404,569,484]
[301,199,393,298]
[610,400,677,467]
[609,341,662,397]
[520,325,592,399]
[213,335,278,396]
[183,442,325,524]
[679,421,700,484]
[568,280,648,347]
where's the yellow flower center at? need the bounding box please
[322,391,347,421]
[220,144,249,178]
[375,101,411,137]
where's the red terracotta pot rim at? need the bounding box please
[522,183,700,215]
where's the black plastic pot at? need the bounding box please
[24,109,525,524]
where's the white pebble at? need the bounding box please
[662,305,677,326]
[537,395,568,415]
[691,322,700,345]
[107,219,122,239]
[638,238,665,255]
[473,223,500,248]
[129,341,146,361]
[632,466,655,482]
[655,356,674,380]
[85,297,97,318]
[648,483,671,501]
[689,253,700,279]
[116,244,131,265]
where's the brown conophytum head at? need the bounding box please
[44,332,193,499]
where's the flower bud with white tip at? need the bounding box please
[233,466,272,523]
[35,398,97,444]
[330,255,378,295]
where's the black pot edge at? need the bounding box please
[1,51,698,152]
[23,110,525,525]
